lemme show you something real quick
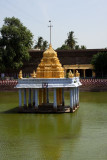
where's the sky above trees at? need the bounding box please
[0,0,107,49]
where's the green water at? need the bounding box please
[0,91,107,160]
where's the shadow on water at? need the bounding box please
[1,107,19,114]
[1,107,74,114]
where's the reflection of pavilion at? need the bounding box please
[1,112,82,159]
[16,44,82,113]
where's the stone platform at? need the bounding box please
[18,104,79,114]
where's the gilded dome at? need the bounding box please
[43,44,57,56]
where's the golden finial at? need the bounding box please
[18,70,23,79]
[31,70,36,78]
[76,70,80,77]
[68,70,74,78]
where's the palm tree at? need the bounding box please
[80,45,86,50]
[34,37,48,50]
[34,37,43,49]
[65,31,77,49]
[75,45,80,50]
[42,40,48,50]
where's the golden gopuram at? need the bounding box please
[16,44,82,113]
[36,44,64,78]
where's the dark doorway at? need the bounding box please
[86,69,92,78]
[78,69,84,78]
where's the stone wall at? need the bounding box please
[1,49,107,76]
[80,79,107,91]
[21,49,107,73]
[0,80,18,91]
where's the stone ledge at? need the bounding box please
[18,105,79,113]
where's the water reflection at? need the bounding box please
[0,112,82,159]
[0,91,107,160]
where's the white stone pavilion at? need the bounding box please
[15,44,82,113]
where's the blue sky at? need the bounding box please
[0,0,107,49]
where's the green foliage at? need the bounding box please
[65,31,77,49]
[42,40,48,50]
[56,31,86,50]
[34,37,48,50]
[0,17,33,72]
[56,44,70,50]
[75,45,86,50]
[80,45,87,49]
[75,45,80,50]
[91,52,107,78]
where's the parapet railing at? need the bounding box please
[0,79,107,86]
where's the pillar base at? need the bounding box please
[18,104,80,113]
[75,104,78,108]
[53,108,57,112]
[76,103,79,108]
[24,105,27,109]
[73,104,77,109]
[70,108,74,113]
[62,102,65,106]
[28,104,32,108]
[18,107,24,112]
[35,107,38,111]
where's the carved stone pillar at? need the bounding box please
[53,88,57,111]
[35,89,38,109]
[19,89,22,107]
[24,88,27,108]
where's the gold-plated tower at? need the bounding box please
[18,70,23,79]
[36,44,64,78]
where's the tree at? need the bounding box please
[91,52,107,78]
[56,44,69,50]
[56,31,86,50]
[0,17,33,72]
[75,45,87,50]
[34,37,43,49]
[65,31,77,49]
[34,37,48,50]
[42,40,48,50]
[75,45,80,50]
[80,45,86,50]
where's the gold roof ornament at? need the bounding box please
[18,70,23,79]
[76,70,80,77]
[36,44,64,78]
[31,70,36,78]
[68,70,74,78]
